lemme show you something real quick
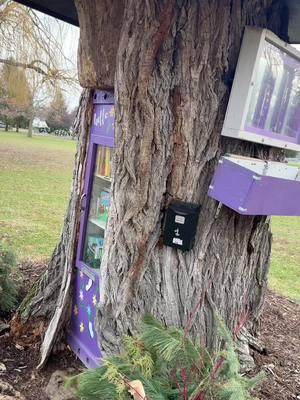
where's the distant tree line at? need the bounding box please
[42,87,77,132]
[0,62,77,134]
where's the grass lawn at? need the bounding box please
[271,216,300,302]
[0,131,76,260]
[0,131,299,301]
[271,166,300,301]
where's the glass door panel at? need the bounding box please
[82,145,112,270]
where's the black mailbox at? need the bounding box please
[163,200,201,251]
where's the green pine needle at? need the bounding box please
[0,244,18,313]
[69,313,264,400]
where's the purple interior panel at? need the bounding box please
[244,125,298,145]
[208,156,300,216]
[245,40,300,145]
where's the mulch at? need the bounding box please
[0,261,299,399]
[0,334,81,399]
[0,260,81,399]
[254,290,300,400]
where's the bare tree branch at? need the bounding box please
[0,57,48,75]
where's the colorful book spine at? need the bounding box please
[104,148,111,177]
[96,147,111,178]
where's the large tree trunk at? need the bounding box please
[96,0,286,354]
[14,0,288,367]
[27,115,33,138]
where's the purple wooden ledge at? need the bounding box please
[208,154,300,216]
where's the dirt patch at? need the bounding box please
[0,334,81,400]
[254,290,300,400]
[0,260,82,400]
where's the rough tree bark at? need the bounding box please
[75,0,125,88]
[14,0,288,366]
[96,0,287,354]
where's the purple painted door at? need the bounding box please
[68,90,114,368]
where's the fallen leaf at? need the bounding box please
[128,380,146,399]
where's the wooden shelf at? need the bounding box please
[94,173,111,183]
[89,218,106,230]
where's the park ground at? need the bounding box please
[0,130,299,301]
[0,131,299,400]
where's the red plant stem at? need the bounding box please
[211,302,250,381]
[180,368,188,400]
[194,393,206,400]
[177,380,184,399]
[211,356,225,380]
[184,280,212,337]
[233,307,249,337]
[171,368,185,399]
[186,364,197,387]
[233,291,250,336]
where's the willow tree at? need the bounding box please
[0,63,32,129]
[0,1,75,81]
[14,0,287,367]
[0,0,77,136]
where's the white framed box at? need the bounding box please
[222,26,300,152]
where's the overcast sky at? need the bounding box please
[54,19,81,111]
[35,10,81,111]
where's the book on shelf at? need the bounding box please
[104,147,110,176]
[96,146,111,178]
[96,190,110,224]
[84,235,104,269]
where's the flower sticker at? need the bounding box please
[88,320,94,339]
[73,305,79,316]
[92,295,97,306]
[87,305,92,317]
[79,290,84,301]
[80,322,84,333]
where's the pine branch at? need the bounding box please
[68,313,264,400]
